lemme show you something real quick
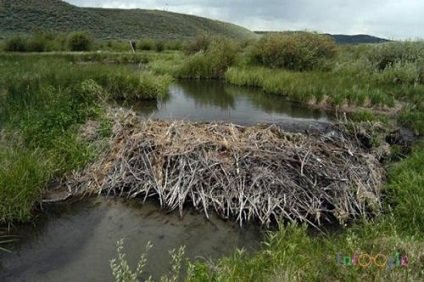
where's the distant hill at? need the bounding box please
[254,31,390,45]
[327,34,390,44]
[0,0,257,40]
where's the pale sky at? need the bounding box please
[66,0,424,40]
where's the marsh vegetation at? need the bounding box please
[1,31,424,281]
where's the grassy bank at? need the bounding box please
[225,66,398,108]
[0,54,172,223]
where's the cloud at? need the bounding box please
[66,0,424,39]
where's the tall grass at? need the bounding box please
[0,141,51,223]
[225,67,396,108]
[187,221,423,281]
[386,141,424,234]
[0,54,172,222]
[88,71,172,101]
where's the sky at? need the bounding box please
[66,0,424,40]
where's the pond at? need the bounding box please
[0,198,261,281]
[121,80,331,125]
[1,80,330,281]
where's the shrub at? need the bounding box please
[367,41,424,70]
[3,36,28,52]
[27,37,47,52]
[248,32,338,71]
[26,30,58,52]
[185,34,212,54]
[68,31,92,51]
[375,61,420,85]
[138,38,155,51]
[179,36,239,79]
[155,41,165,52]
[166,40,183,51]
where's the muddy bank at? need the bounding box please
[0,197,261,282]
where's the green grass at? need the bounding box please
[0,0,257,41]
[386,142,424,234]
[0,54,172,222]
[225,66,399,108]
[99,71,173,100]
[0,141,50,223]
[187,221,424,281]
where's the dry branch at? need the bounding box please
[68,109,386,227]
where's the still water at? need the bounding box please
[0,198,260,281]
[123,80,330,125]
[1,81,329,282]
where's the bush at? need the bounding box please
[367,41,424,70]
[138,38,155,51]
[185,34,212,54]
[166,40,183,51]
[27,36,47,52]
[3,36,28,52]
[179,36,239,79]
[68,31,92,51]
[155,41,165,52]
[3,31,68,52]
[375,61,420,85]
[248,32,338,71]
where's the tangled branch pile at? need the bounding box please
[68,110,386,227]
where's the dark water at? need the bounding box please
[121,80,330,125]
[0,198,261,282]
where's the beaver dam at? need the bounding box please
[67,109,387,228]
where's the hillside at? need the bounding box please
[328,34,390,44]
[254,31,390,45]
[0,0,256,40]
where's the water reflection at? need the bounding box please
[130,80,330,125]
[224,84,325,120]
[177,80,236,109]
[0,198,260,282]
